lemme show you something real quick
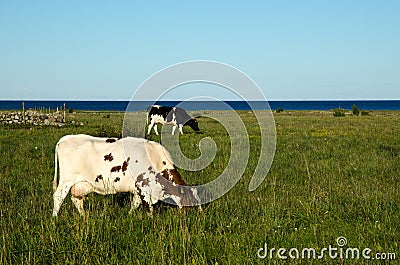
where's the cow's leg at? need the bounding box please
[148,205,154,216]
[129,195,142,213]
[142,193,154,216]
[53,182,73,216]
[172,125,177,135]
[153,124,159,135]
[129,191,142,214]
[179,124,184,135]
[147,121,155,135]
[71,196,85,216]
[70,182,92,216]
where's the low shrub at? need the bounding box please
[352,104,360,116]
[333,108,346,117]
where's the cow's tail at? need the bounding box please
[53,143,59,192]
[146,105,152,125]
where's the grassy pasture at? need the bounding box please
[0,110,399,264]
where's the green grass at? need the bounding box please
[1,110,399,264]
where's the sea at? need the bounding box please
[0,100,400,111]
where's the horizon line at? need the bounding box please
[1,98,400,101]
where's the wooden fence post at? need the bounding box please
[63,103,66,123]
[22,102,25,124]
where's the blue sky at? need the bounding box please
[0,1,399,100]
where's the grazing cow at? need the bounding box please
[146,105,200,135]
[52,134,199,216]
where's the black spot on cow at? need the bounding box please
[106,138,116,143]
[114,177,120,182]
[137,173,144,181]
[104,153,113,162]
[135,160,138,163]
[148,166,156,175]
[122,158,130,172]
[135,182,151,211]
[162,161,166,165]
[137,173,150,186]
[111,165,121,172]
[157,173,185,195]
[142,178,149,186]
[95,174,103,182]
[161,168,187,185]
[140,194,150,210]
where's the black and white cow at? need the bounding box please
[52,134,200,216]
[146,105,200,135]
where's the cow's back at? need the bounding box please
[148,105,173,119]
[56,134,175,179]
[174,107,192,124]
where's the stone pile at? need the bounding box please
[0,110,65,126]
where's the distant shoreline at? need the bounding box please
[1,100,400,111]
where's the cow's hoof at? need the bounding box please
[146,209,154,217]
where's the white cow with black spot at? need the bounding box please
[147,105,200,135]
[52,134,199,216]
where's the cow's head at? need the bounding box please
[185,118,200,132]
[159,167,200,207]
